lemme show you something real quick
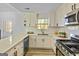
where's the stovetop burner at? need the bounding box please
[70,47,79,53]
[61,40,79,46]
[56,39,79,55]
[56,34,79,56]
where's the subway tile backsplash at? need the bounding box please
[67,26,79,35]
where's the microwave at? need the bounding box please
[65,9,79,25]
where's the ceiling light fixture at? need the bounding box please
[25,8,30,10]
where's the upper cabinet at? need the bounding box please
[24,12,37,27]
[49,12,56,26]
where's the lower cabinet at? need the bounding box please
[16,41,23,56]
[36,35,52,49]
[29,35,37,48]
[36,37,44,48]
[6,41,23,56]
[29,35,52,49]
[6,48,15,56]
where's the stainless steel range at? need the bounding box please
[56,34,79,56]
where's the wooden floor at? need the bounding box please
[25,48,55,56]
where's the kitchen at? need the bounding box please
[0,3,79,56]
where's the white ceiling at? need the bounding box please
[10,3,62,13]
[0,3,18,12]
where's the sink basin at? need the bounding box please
[27,32,34,34]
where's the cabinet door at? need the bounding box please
[30,13,37,26]
[44,38,51,49]
[36,36,44,48]
[24,12,37,27]
[16,41,23,56]
[24,13,30,26]
[6,49,14,56]
[6,47,17,56]
[29,35,37,48]
[44,39,50,48]
[32,37,37,48]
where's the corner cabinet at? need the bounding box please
[6,36,29,56]
[6,41,23,56]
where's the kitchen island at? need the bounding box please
[0,33,28,56]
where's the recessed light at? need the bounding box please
[25,8,30,10]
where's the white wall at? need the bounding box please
[0,4,25,38]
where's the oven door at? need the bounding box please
[77,11,79,22]
[65,13,78,25]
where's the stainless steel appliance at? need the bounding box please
[23,36,29,56]
[65,8,79,25]
[56,34,79,56]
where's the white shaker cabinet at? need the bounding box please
[30,13,37,26]
[29,35,52,49]
[16,41,23,56]
[6,48,15,56]
[36,36,44,48]
[36,35,52,49]
[29,35,37,48]
[24,12,37,27]
[44,37,52,49]
[6,41,23,56]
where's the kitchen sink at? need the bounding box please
[38,34,48,35]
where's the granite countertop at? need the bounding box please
[0,33,28,53]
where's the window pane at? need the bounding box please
[45,25,48,29]
[37,25,41,29]
[41,25,44,29]
[37,18,48,29]
[38,26,41,29]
